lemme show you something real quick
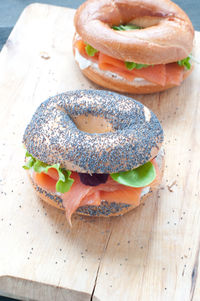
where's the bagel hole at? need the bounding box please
[71,115,113,134]
[129,16,163,28]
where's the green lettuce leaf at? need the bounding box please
[23,151,74,193]
[85,44,98,56]
[125,61,150,70]
[23,151,35,169]
[112,24,141,31]
[111,161,156,188]
[177,56,191,70]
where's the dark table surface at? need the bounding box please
[0,0,199,300]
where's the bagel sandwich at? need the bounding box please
[23,90,164,224]
[73,0,194,94]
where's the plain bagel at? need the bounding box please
[73,0,194,94]
[23,90,163,174]
[74,0,194,64]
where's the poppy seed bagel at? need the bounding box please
[23,90,164,174]
[73,0,194,94]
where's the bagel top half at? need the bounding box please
[23,90,163,174]
[74,0,194,64]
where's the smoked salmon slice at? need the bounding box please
[61,173,95,225]
[34,172,56,193]
[75,40,184,86]
[101,187,142,205]
[45,168,59,180]
[75,39,99,62]
[166,63,184,86]
[99,53,166,86]
[80,191,101,207]
[132,64,166,86]
[98,53,125,69]
[98,53,136,81]
[33,159,160,223]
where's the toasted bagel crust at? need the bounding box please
[74,0,194,64]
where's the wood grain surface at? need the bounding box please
[0,4,200,301]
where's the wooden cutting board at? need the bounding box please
[0,3,200,301]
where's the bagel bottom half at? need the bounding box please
[28,152,164,218]
[81,64,193,95]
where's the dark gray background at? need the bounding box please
[0,0,199,300]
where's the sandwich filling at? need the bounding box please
[75,48,152,86]
[74,24,191,87]
[23,149,163,224]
